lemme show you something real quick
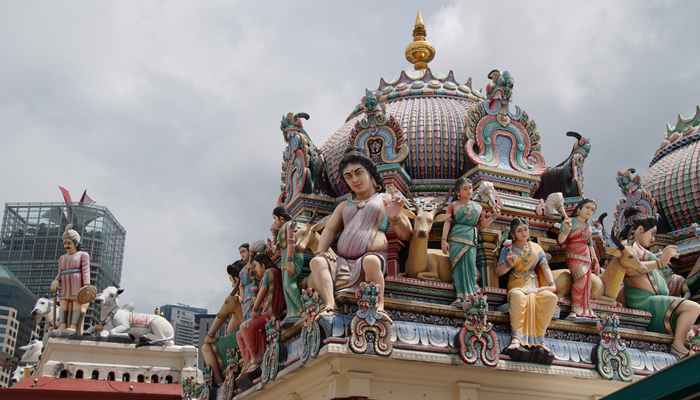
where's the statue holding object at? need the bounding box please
[308,150,412,315]
[620,211,700,359]
[496,218,558,363]
[441,178,498,307]
[557,198,601,322]
[49,225,95,335]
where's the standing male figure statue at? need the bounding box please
[50,224,93,334]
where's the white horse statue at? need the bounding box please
[11,339,44,385]
[91,286,175,346]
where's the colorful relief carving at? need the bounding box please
[458,294,499,367]
[260,318,281,386]
[465,69,545,175]
[349,282,393,356]
[595,314,633,381]
[348,90,409,165]
[299,289,323,364]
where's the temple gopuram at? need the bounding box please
[203,13,700,400]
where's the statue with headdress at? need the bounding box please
[49,225,95,334]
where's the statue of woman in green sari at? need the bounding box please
[441,177,497,307]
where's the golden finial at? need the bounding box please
[405,11,435,70]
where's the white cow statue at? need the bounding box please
[31,297,62,331]
[91,286,175,346]
[18,339,43,364]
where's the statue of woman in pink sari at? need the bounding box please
[237,253,285,373]
[557,198,600,321]
[308,150,412,315]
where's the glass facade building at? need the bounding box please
[0,202,126,308]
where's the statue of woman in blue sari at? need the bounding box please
[441,177,497,307]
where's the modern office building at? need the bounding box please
[0,202,126,301]
[160,304,207,347]
[0,265,37,387]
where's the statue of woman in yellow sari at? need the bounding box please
[496,218,558,362]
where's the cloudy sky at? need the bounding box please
[1,1,698,313]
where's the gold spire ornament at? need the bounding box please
[404,11,436,70]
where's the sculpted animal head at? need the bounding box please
[295,215,328,254]
[95,286,125,307]
[403,197,448,239]
[32,298,53,320]
[606,232,645,272]
[473,182,502,214]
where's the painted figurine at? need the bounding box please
[49,225,92,334]
[620,212,700,358]
[201,260,244,384]
[557,198,600,321]
[238,242,258,322]
[497,218,558,359]
[308,150,412,314]
[236,253,285,372]
[441,177,496,307]
[271,206,308,325]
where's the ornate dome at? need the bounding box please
[644,105,700,231]
[321,69,483,194]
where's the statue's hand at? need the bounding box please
[286,221,297,243]
[50,280,59,294]
[441,241,449,255]
[383,191,404,220]
[660,245,679,266]
[561,218,573,232]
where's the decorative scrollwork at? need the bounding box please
[348,90,408,165]
[595,314,633,381]
[300,289,323,364]
[464,69,545,175]
[349,282,394,356]
[260,318,281,386]
[458,294,499,367]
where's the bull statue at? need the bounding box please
[534,132,591,200]
[90,287,175,346]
